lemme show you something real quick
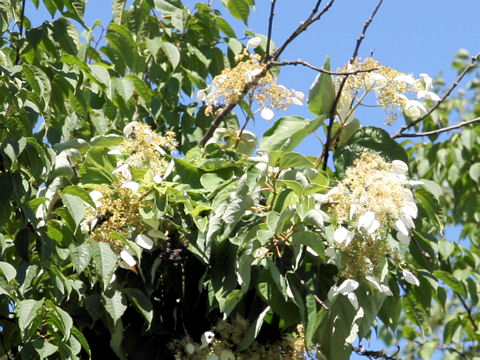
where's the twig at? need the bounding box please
[293,273,329,310]
[268,0,336,62]
[352,345,400,360]
[394,117,480,138]
[437,343,471,360]
[392,52,480,139]
[271,59,378,75]
[15,0,26,65]
[320,0,384,170]
[456,292,478,332]
[265,0,277,58]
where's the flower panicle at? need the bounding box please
[197,37,304,121]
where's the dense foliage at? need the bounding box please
[0,0,479,359]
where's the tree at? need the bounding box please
[0,0,479,359]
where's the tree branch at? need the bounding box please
[265,0,277,58]
[267,0,336,62]
[456,292,478,332]
[392,51,480,139]
[293,273,329,310]
[394,117,480,138]
[271,59,378,75]
[352,345,400,360]
[200,1,337,146]
[320,0,384,170]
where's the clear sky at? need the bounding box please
[25,1,480,358]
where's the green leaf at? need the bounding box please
[92,242,118,288]
[468,162,480,183]
[78,146,117,184]
[122,288,153,325]
[308,57,335,117]
[260,116,324,152]
[226,0,250,24]
[433,270,467,297]
[215,16,236,37]
[278,152,315,169]
[69,243,92,274]
[0,261,17,282]
[17,299,44,334]
[103,290,127,325]
[61,193,85,229]
[112,77,134,102]
[52,304,73,341]
[71,327,91,358]
[292,231,325,261]
[335,127,408,176]
[89,64,111,86]
[173,158,203,188]
[419,340,437,360]
[63,185,95,207]
[161,42,181,70]
[32,339,58,360]
[238,306,270,350]
[52,18,80,55]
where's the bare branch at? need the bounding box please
[271,59,378,75]
[320,0,384,170]
[15,0,26,65]
[265,0,277,58]
[392,52,480,139]
[268,0,336,62]
[394,117,480,138]
[352,345,400,360]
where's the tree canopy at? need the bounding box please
[0,0,480,359]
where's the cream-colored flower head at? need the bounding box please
[197,49,303,121]
[330,152,418,238]
[337,58,438,123]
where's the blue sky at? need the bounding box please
[25,1,480,358]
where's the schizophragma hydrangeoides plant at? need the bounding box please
[0,0,479,359]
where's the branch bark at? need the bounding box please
[394,117,480,138]
[392,52,480,139]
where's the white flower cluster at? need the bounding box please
[337,58,440,124]
[329,152,422,245]
[197,37,304,121]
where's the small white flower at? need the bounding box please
[197,89,207,102]
[135,234,154,250]
[123,121,139,137]
[246,36,262,49]
[365,72,387,88]
[391,160,409,175]
[395,218,410,236]
[394,74,416,86]
[337,279,359,295]
[120,249,136,267]
[120,181,140,192]
[153,174,164,184]
[325,246,336,258]
[89,190,103,208]
[397,232,410,244]
[349,204,358,220]
[326,186,340,197]
[185,343,195,355]
[260,107,275,121]
[294,91,305,101]
[403,99,427,119]
[403,269,420,286]
[246,68,262,82]
[358,211,380,234]
[334,227,354,246]
[401,203,418,219]
[113,163,132,181]
[416,73,441,101]
[200,331,215,349]
[288,96,304,106]
[365,276,393,296]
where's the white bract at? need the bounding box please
[246,36,262,49]
[334,227,354,246]
[135,234,154,250]
[403,269,420,286]
[260,107,275,120]
[120,249,136,267]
